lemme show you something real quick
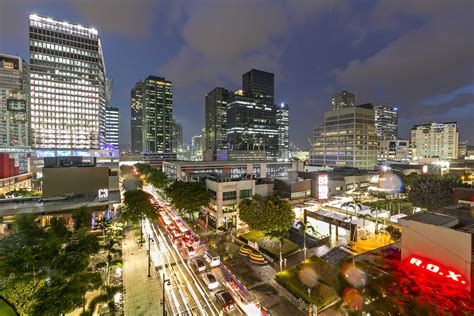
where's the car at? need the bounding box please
[215,290,237,312]
[205,250,220,267]
[186,246,196,257]
[201,272,219,290]
[192,258,206,272]
[182,236,194,247]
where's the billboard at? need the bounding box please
[318,173,328,199]
[7,99,27,112]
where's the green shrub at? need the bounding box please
[275,268,339,309]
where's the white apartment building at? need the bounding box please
[411,122,458,160]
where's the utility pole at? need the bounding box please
[147,234,153,277]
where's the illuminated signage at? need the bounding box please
[98,188,108,198]
[422,165,428,174]
[7,99,27,112]
[318,173,328,200]
[406,255,468,286]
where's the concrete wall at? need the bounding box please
[43,167,109,198]
[400,220,472,290]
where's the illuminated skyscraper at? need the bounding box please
[311,103,377,170]
[142,76,173,154]
[105,107,119,148]
[130,81,143,153]
[0,54,30,147]
[29,14,106,151]
[374,105,398,140]
[242,69,274,105]
[204,87,229,161]
[276,103,289,161]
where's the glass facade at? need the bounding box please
[0,54,30,147]
[204,87,229,161]
[276,103,289,161]
[130,81,143,153]
[331,90,355,110]
[374,105,398,140]
[142,76,173,154]
[29,14,106,150]
[105,107,119,148]
[226,94,279,160]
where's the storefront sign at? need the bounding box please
[406,255,468,286]
[98,188,108,198]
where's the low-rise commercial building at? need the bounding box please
[377,139,411,161]
[399,212,473,293]
[203,173,273,228]
[162,160,302,182]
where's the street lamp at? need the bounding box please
[147,234,154,278]
[161,274,171,316]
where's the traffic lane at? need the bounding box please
[153,221,220,315]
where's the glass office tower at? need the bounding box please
[130,81,143,153]
[142,76,173,154]
[29,14,106,151]
[204,87,229,161]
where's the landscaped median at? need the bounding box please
[238,230,299,260]
[275,256,340,310]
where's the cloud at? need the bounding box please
[334,10,474,104]
[159,0,344,87]
[68,0,157,37]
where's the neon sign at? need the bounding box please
[406,255,468,286]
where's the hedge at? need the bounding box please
[275,267,339,308]
[298,256,339,286]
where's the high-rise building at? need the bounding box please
[276,103,289,161]
[0,54,30,147]
[204,87,229,161]
[311,103,377,170]
[411,122,458,160]
[142,76,173,154]
[226,93,279,160]
[29,14,106,151]
[191,131,205,161]
[331,90,355,110]
[172,118,183,153]
[374,105,398,140]
[130,81,143,154]
[105,107,119,148]
[242,69,274,105]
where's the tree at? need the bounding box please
[238,197,263,230]
[73,207,92,230]
[238,195,294,235]
[134,163,155,176]
[165,181,210,221]
[146,169,170,189]
[407,174,462,211]
[122,189,157,241]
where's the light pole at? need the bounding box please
[147,234,154,277]
[161,274,171,316]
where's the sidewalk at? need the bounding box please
[123,228,164,316]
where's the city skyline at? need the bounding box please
[1,1,473,149]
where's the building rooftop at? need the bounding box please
[163,160,292,167]
[400,212,459,227]
[0,191,120,216]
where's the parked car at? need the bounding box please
[215,290,237,312]
[201,272,219,290]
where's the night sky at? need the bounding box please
[1,0,473,149]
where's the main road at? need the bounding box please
[143,185,264,316]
